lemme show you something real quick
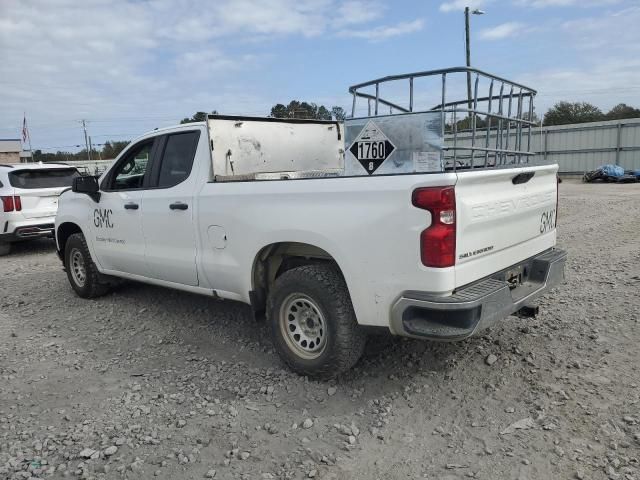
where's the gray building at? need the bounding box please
[0,139,31,164]
[0,139,22,163]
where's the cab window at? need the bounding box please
[156,131,199,188]
[109,140,153,190]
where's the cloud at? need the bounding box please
[161,0,385,40]
[479,22,526,40]
[334,1,384,27]
[518,6,640,111]
[560,5,640,51]
[519,58,640,112]
[513,0,622,7]
[337,19,424,41]
[439,0,488,13]
[0,0,408,149]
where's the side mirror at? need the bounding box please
[72,176,100,202]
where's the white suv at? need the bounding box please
[0,162,80,256]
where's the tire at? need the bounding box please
[267,264,367,377]
[0,242,10,256]
[64,233,111,298]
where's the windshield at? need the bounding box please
[9,168,80,189]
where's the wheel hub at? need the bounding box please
[70,248,86,287]
[279,294,327,360]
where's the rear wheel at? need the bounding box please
[64,233,111,298]
[0,242,10,256]
[267,264,366,377]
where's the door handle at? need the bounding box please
[512,171,535,185]
[169,202,188,210]
[124,202,139,210]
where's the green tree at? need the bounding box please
[102,141,129,159]
[543,102,604,126]
[270,101,344,120]
[270,104,288,118]
[317,105,331,120]
[180,110,218,124]
[331,106,346,121]
[447,116,487,132]
[605,103,640,120]
[292,101,317,119]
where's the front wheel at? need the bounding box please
[64,233,111,298]
[267,264,367,377]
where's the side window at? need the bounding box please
[157,131,199,188]
[110,140,153,190]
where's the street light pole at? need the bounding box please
[465,7,485,115]
[465,7,472,113]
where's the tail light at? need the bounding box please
[1,196,21,212]
[412,186,456,268]
[2,196,15,212]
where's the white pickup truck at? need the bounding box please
[55,67,566,376]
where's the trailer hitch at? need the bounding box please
[515,305,539,318]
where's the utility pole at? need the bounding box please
[91,138,102,160]
[80,120,92,161]
[465,7,485,115]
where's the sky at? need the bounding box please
[1,0,639,153]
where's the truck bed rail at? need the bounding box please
[348,67,538,170]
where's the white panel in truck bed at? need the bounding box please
[208,116,344,179]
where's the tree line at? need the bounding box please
[34,100,639,163]
[542,102,640,126]
[265,100,638,126]
[33,140,130,163]
[179,103,346,123]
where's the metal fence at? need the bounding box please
[451,117,640,173]
[68,159,114,176]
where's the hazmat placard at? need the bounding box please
[348,120,396,174]
[343,112,443,176]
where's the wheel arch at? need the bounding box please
[56,222,83,257]
[250,241,347,315]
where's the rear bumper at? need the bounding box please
[390,248,567,340]
[0,222,55,242]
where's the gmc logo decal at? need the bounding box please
[94,209,114,229]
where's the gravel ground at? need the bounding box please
[1,180,639,480]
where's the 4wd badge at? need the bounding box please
[348,121,396,174]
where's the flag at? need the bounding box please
[22,115,29,143]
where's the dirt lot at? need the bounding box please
[1,181,639,480]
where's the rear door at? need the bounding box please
[454,164,558,287]
[9,168,79,219]
[141,129,201,286]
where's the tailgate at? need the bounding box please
[8,167,78,219]
[454,164,558,287]
[15,187,65,218]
